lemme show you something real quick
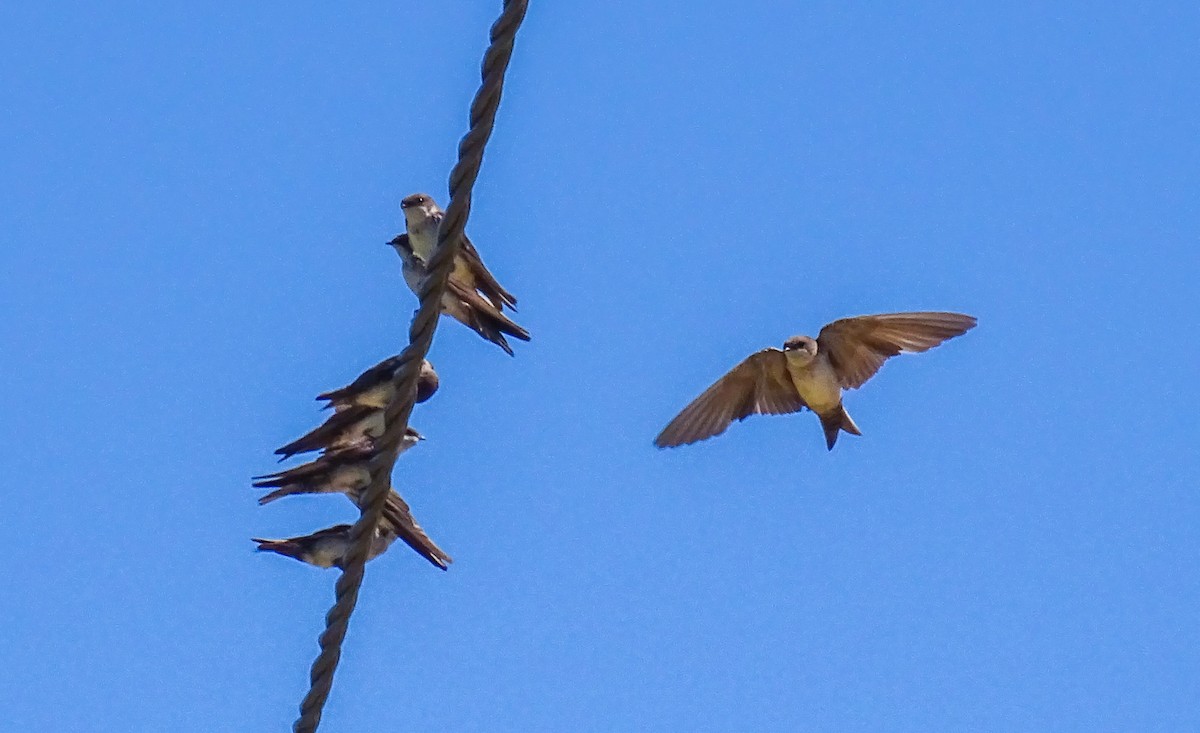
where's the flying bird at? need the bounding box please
[400,192,517,311]
[253,523,396,570]
[654,312,977,450]
[317,357,439,412]
[387,233,530,355]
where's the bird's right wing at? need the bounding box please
[817,311,977,389]
[654,348,807,448]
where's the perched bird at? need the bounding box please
[254,432,450,569]
[253,490,452,570]
[253,524,396,570]
[316,357,439,412]
[254,447,375,505]
[274,406,386,460]
[387,233,530,355]
[400,192,517,311]
[654,312,977,450]
[256,428,421,503]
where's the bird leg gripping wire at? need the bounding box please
[290,2,529,731]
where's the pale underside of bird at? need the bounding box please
[253,523,397,570]
[316,357,439,412]
[654,311,977,450]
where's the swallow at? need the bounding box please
[254,447,375,505]
[400,192,517,311]
[387,233,530,355]
[274,406,386,460]
[654,312,977,450]
[316,357,439,412]
[253,523,396,570]
[256,429,421,504]
[254,454,452,570]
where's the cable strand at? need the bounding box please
[291,3,529,731]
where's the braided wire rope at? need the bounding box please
[292,2,529,730]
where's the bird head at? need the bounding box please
[783,335,818,364]
[400,192,438,224]
[416,360,440,404]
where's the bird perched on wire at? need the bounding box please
[257,431,420,503]
[253,524,396,570]
[253,434,451,569]
[273,406,387,460]
[654,312,977,450]
[317,357,439,412]
[387,192,529,355]
[253,494,453,573]
[400,192,517,311]
[255,447,375,505]
[388,233,529,355]
[253,491,451,570]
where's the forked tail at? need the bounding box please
[818,403,862,451]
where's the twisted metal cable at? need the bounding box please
[292,2,529,731]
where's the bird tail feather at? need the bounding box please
[819,404,861,451]
[257,486,295,505]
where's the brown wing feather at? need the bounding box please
[445,278,530,340]
[273,405,382,458]
[654,348,807,448]
[431,210,517,310]
[817,312,977,390]
[379,491,453,570]
[342,489,452,570]
[315,356,400,409]
[462,235,518,310]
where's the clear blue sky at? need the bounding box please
[3,3,1198,731]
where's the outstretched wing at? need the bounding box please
[817,311,977,389]
[654,348,807,448]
